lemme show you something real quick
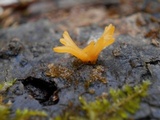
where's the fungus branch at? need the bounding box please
[53,24,115,64]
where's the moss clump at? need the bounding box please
[0,79,16,120]
[46,64,73,80]
[0,79,47,120]
[0,107,47,120]
[84,65,106,89]
[0,79,16,92]
[55,80,150,120]
[90,65,106,83]
[0,78,151,120]
[13,109,47,120]
[0,105,10,120]
[47,63,107,88]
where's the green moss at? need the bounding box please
[13,109,47,120]
[0,105,10,120]
[0,79,47,120]
[0,78,151,120]
[0,107,47,120]
[55,80,151,120]
[0,79,16,92]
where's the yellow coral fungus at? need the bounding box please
[53,24,115,64]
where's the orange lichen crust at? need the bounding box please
[53,24,115,64]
